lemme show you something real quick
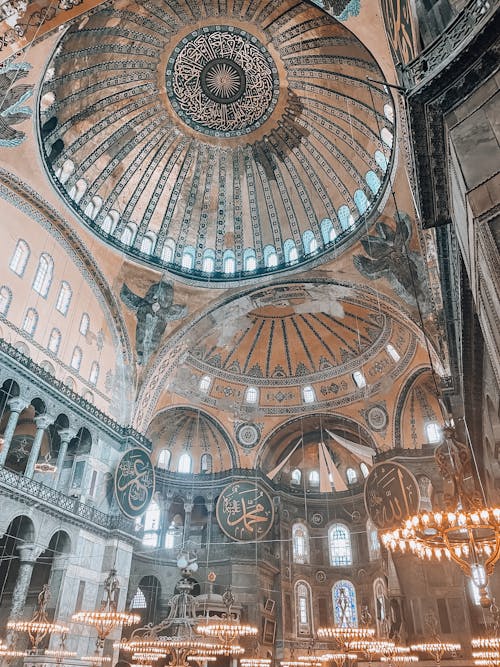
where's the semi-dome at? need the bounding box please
[165,282,420,415]
[39,0,394,283]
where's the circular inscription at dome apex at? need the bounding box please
[166,27,279,137]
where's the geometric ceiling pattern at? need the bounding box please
[39,0,394,282]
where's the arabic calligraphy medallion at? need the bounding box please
[364,461,420,530]
[166,26,279,137]
[115,448,155,518]
[216,480,274,542]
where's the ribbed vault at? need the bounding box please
[39,0,394,282]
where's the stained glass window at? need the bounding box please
[332,580,358,627]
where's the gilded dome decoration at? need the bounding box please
[39,0,394,283]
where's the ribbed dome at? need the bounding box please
[39,0,394,283]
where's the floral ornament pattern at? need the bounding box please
[353,212,429,311]
[0,61,33,147]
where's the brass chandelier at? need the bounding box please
[72,569,140,648]
[7,584,69,651]
[381,426,500,607]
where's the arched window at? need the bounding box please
[244,249,257,271]
[56,281,72,315]
[69,178,87,204]
[291,469,301,485]
[32,253,53,297]
[374,578,387,632]
[365,171,381,195]
[202,249,215,273]
[199,375,212,394]
[245,386,259,404]
[292,523,310,564]
[333,580,358,627]
[56,159,75,185]
[80,313,90,336]
[264,245,278,268]
[84,195,102,220]
[89,361,99,385]
[22,308,38,336]
[10,240,30,276]
[302,230,318,254]
[178,453,192,474]
[302,385,315,404]
[162,239,176,263]
[121,224,136,246]
[70,346,82,371]
[386,343,400,362]
[321,218,336,244]
[0,286,12,316]
[181,247,195,270]
[40,360,55,375]
[223,250,236,274]
[375,150,388,172]
[201,453,212,473]
[165,516,183,550]
[346,467,358,485]
[367,518,380,560]
[284,239,298,264]
[338,205,354,231]
[130,587,147,609]
[354,190,369,215]
[360,462,369,479]
[140,233,156,255]
[101,210,120,235]
[329,524,352,566]
[381,127,393,148]
[157,449,171,469]
[295,581,312,635]
[425,422,441,444]
[384,104,394,123]
[142,499,161,547]
[309,470,320,487]
[352,371,366,388]
[48,327,61,354]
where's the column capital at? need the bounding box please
[17,543,42,563]
[184,502,193,513]
[34,413,54,430]
[8,397,28,413]
[58,428,77,444]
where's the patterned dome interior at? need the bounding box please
[39,0,394,283]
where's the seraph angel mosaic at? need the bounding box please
[0,61,33,147]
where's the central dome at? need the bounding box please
[39,0,394,283]
[166,27,279,137]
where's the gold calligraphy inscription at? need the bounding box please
[115,448,155,518]
[216,481,274,542]
[364,461,420,530]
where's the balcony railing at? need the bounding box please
[0,466,137,535]
[402,0,496,89]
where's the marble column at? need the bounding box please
[53,428,75,489]
[24,414,53,479]
[0,398,28,467]
[9,543,42,620]
[183,500,193,547]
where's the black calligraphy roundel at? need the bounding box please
[364,461,420,530]
[115,448,155,519]
[216,480,274,542]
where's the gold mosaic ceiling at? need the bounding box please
[39,0,394,282]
